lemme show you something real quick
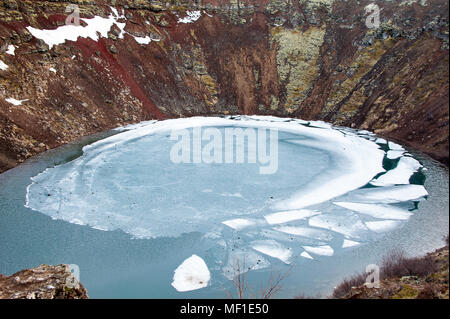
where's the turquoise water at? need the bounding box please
[0,120,448,298]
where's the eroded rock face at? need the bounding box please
[0,264,88,299]
[0,0,448,173]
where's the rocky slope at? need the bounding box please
[0,0,448,173]
[0,264,88,299]
[337,244,449,299]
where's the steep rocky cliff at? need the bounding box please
[0,0,448,172]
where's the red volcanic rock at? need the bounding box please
[0,0,448,172]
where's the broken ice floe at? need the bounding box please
[222,218,256,231]
[23,116,429,285]
[342,239,361,248]
[333,202,412,220]
[264,210,320,225]
[273,226,333,241]
[371,156,423,186]
[303,245,334,257]
[251,240,293,264]
[171,255,211,292]
[301,251,314,259]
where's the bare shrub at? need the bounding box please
[381,250,437,278]
[331,272,367,299]
[225,258,291,299]
[332,249,439,298]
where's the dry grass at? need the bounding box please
[332,248,440,299]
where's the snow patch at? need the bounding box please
[178,11,202,24]
[26,12,126,49]
[133,35,151,45]
[0,60,8,71]
[5,98,28,106]
[6,45,15,55]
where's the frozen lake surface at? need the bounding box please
[0,116,448,298]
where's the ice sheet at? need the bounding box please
[264,210,320,225]
[24,116,429,280]
[273,226,332,241]
[300,251,314,259]
[333,202,412,220]
[339,185,428,204]
[251,240,293,264]
[309,213,369,239]
[222,219,256,231]
[371,156,422,186]
[303,245,334,256]
[171,255,211,292]
[342,239,361,248]
[271,125,385,210]
[365,220,402,233]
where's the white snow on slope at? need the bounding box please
[6,45,15,55]
[133,36,151,45]
[26,8,126,49]
[0,60,8,71]
[171,255,210,292]
[178,11,202,24]
[5,98,29,106]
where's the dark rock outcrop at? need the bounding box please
[0,264,89,299]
